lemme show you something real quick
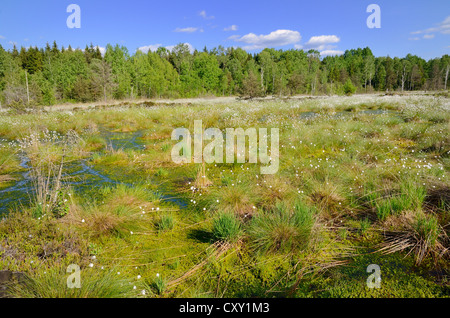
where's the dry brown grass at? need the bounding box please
[86,211,126,236]
[0,174,16,183]
[256,175,295,211]
[377,211,449,265]
[309,182,346,218]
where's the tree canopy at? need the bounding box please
[0,42,448,107]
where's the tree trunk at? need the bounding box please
[401,66,406,92]
[25,70,30,104]
[445,65,449,90]
[260,67,263,87]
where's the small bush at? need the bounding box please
[343,79,356,96]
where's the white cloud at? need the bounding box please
[174,27,200,33]
[304,35,340,51]
[320,50,344,57]
[227,34,240,40]
[306,35,340,46]
[232,29,301,50]
[224,25,238,31]
[409,37,421,41]
[8,41,17,46]
[411,15,450,36]
[292,35,343,57]
[423,34,435,39]
[137,44,162,53]
[199,10,214,20]
[297,35,342,56]
[0,35,5,40]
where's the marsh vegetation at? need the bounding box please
[0,93,448,298]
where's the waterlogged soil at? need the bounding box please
[0,129,186,215]
[0,109,406,215]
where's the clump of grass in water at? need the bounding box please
[194,161,212,189]
[248,200,317,254]
[27,137,75,219]
[212,212,242,243]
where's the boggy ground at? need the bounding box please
[0,93,448,298]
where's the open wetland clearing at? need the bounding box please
[0,94,448,298]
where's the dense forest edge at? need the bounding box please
[0,42,449,109]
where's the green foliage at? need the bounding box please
[413,214,440,248]
[343,79,356,95]
[241,70,264,98]
[359,218,371,234]
[8,266,135,298]
[248,201,316,254]
[0,43,448,107]
[375,196,407,220]
[372,179,427,220]
[212,212,242,243]
[155,214,174,232]
[148,274,167,295]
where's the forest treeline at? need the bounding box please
[0,42,449,107]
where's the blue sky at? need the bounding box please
[0,0,449,59]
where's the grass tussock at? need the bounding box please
[212,212,242,243]
[379,211,448,265]
[7,266,135,298]
[248,200,317,254]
